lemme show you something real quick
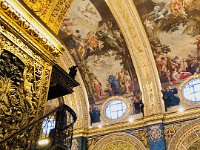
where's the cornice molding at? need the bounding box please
[73,107,200,137]
[22,0,73,34]
[0,0,64,62]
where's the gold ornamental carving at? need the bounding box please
[22,0,73,34]
[167,118,200,150]
[89,132,146,150]
[0,0,64,60]
[0,24,52,142]
[105,0,165,116]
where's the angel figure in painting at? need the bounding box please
[149,5,171,22]
[75,36,86,60]
[169,0,187,18]
[192,35,200,57]
[93,77,102,99]
[86,32,104,52]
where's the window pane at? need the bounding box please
[42,118,55,134]
[104,99,127,120]
[182,78,200,102]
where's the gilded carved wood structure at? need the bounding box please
[22,0,73,34]
[0,0,64,142]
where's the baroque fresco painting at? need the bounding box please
[59,0,142,124]
[134,0,200,111]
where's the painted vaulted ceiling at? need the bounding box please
[22,0,200,131]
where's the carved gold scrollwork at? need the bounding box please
[89,132,146,150]
[0,0,64,59]
[22,0,73,34]
[0,24,52,142]
[167,118,200,150]
[0,50,43,139]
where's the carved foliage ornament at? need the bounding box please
[0,27,52,142]
[167,118,200,150]
[0,0,62,58]
[89,132,146,150]
[23,0,73,34]
[0,50,36,140]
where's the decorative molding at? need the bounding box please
[89,132,146,150]
[163,107,200,123]
[22,0,73,34]
[167,118,200,150]
[0,24,45,65]
[74,114,163,137]
[105,0,165,116]
[0,0,64,61]
[0,26,52,141]
[72,106,200,137]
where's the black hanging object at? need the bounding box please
[48,64,79,100]
[69,66,78,79]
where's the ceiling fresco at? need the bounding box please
[59,0,142,124]
[133,0,200,111]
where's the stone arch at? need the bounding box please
[105,0,164,116]
[90,132,146,150]
[167,118,200,150]
[57,48,90,129]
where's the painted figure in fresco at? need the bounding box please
[89,106,101,124]
[155,51,168,76]
[133,78,140,96]
[170,0,187,18]
[93,77,102,99]
[60,14,74,35]
[186,54,198,75]
[108,75,121,95]
[179,58,188,72]
[124,71,133,94]
[162,87,180,111]
[116,69,133,95]
[97,21,124,52]
[74,34,87,60]
[149,5,171,22]
[103,82,113,97]
[193,35,200,57]
[86,31,104,52]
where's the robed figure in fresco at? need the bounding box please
[162,87,180,111]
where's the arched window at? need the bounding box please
[42,118,55,134]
